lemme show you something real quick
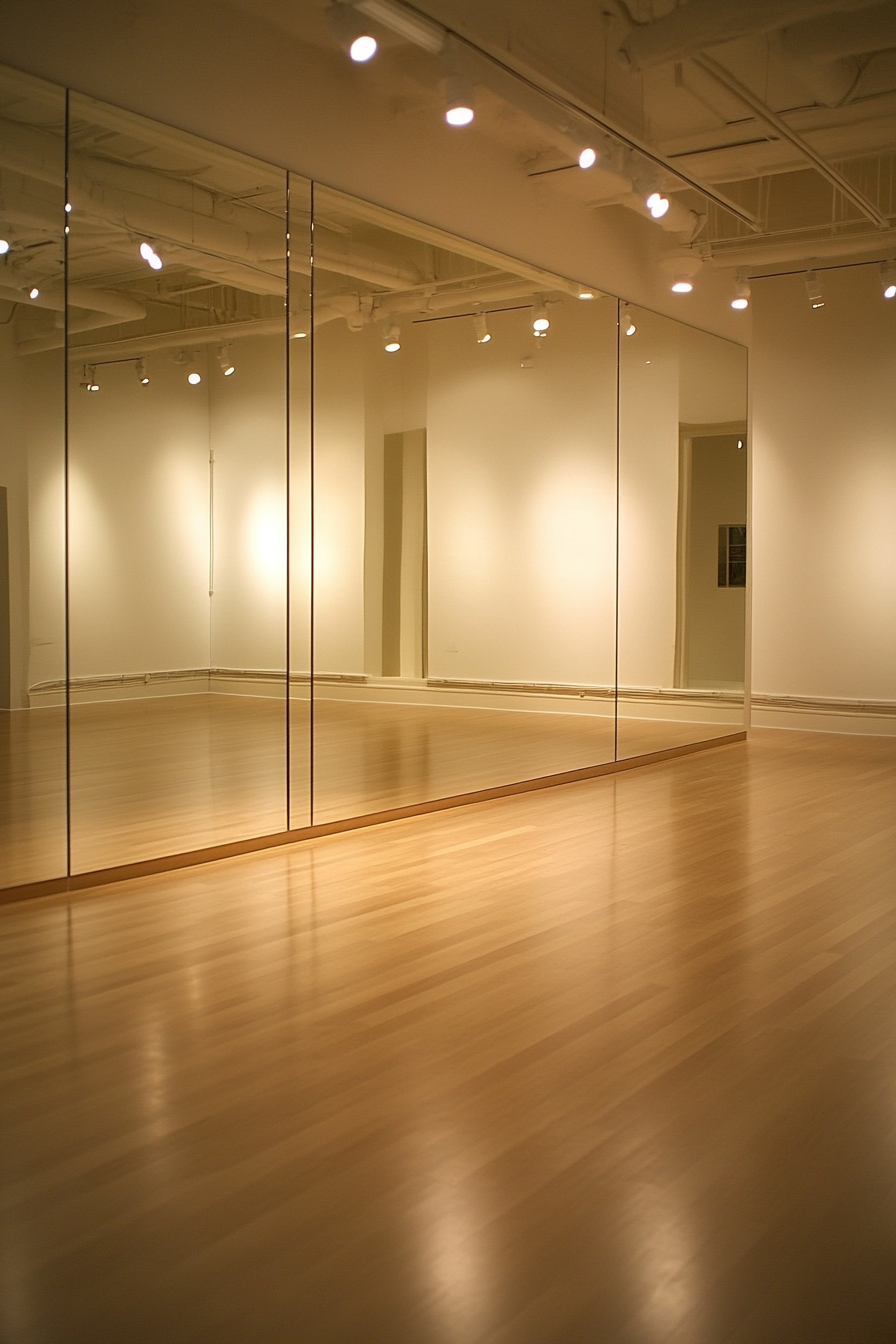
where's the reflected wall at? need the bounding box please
[0,67,67,888]
[0,62,748,894]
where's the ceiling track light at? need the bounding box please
[805,270,824,309]
[80,365,99,392]
[880,260,896,299]
[578,146,597,170]
[532,300,550,334]
[474,312,491,344]
[135,358,149,385]
[731,276,751,310]
[28,286,40,299]
[646,191,670,219]
[328,2,377,61]
[384,321,401,353]
[216,346,235,376]
[577,286,596,300]
[671,276,693,293]
[444,74,474,126]
[0,238,10,255]
[621,305,637,336]
[139,240,163,270]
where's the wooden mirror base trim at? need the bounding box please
[0,733,746,907]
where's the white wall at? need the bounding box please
[752,264,896,726]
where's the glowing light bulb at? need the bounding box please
[578,147,596,169]
[671,279,693,293]
[139,241,163,270]
[445,75,474,126]
[188,371,201,385]
[647,192,670,218]
[29,287,39,299]
[474,312,490,343]
[349,34,377,61]
[0,239,10,254]
[532,302,550,333]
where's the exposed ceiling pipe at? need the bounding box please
[705,226,896,268]
[617,0,882,71]
[692,53,890,228]
[31,317,286,360]
[780,3,896,106]
[0,280,146,321]
[377,1,759,228]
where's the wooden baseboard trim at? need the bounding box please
[0,732,746,907]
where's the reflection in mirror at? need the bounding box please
[311,187,617,823]
[66,95,292,870]
[288,174,312,830]
[617,304,747,760]
[0,66,68,888]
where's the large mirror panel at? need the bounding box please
[310,187,618,823]
[0,66,68,888]
[66,95,292,870]
[617,304,747,759]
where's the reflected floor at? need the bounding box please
[3,695,738,881]
[0,709,68,889]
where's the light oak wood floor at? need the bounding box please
[1,696,736,882]
[1,728,894,1342]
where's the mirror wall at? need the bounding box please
[0,63,748,893]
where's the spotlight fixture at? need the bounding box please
[216,346,235,376]
[327,2,378,61]
[188,370,202,384]
[577,286,595,300]
[139,240,163,270]
[671,275,693,294]
[135,358,150,385]
[578,147,597,170]
[384,322,401,353]
[81,365,100,392]
[621,306,636,336]
[0,239,9,255]
[731,277,751,310]
[29,286,39,299]
[532,301,550,334]
[474,312,491,344]
[444,74,474,126]
[646,191,670,219]
[65,203,72,213]
[805,271,824,309]
[880,261,896,299]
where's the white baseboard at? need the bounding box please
[750,693,896,736]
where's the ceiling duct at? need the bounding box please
[617,0,884,72]
[780,3,896,105]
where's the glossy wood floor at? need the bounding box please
[1,729,894,1343]
[1,695,735,882]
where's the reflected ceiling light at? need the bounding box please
[28,286,39,299]
[0,239,9,254]
[731,277,751,310]
[532,301,550,333]
[139,240,163,271]
[65,203,72,213]
[82,365,99,392]
[135,358,149,385]
[671,275,693,293]
[805,270,824,309]
[188,370,202,384]
[647,191,670,219]
[578,147,597,170]
[621,305,636,336]
[880,261,896,299]
[384,321,401,352]
[327,3,378,61]
[445,75,474,126]
[474,312,491,343]
[577,286,595,300]
[216,346,235,376]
